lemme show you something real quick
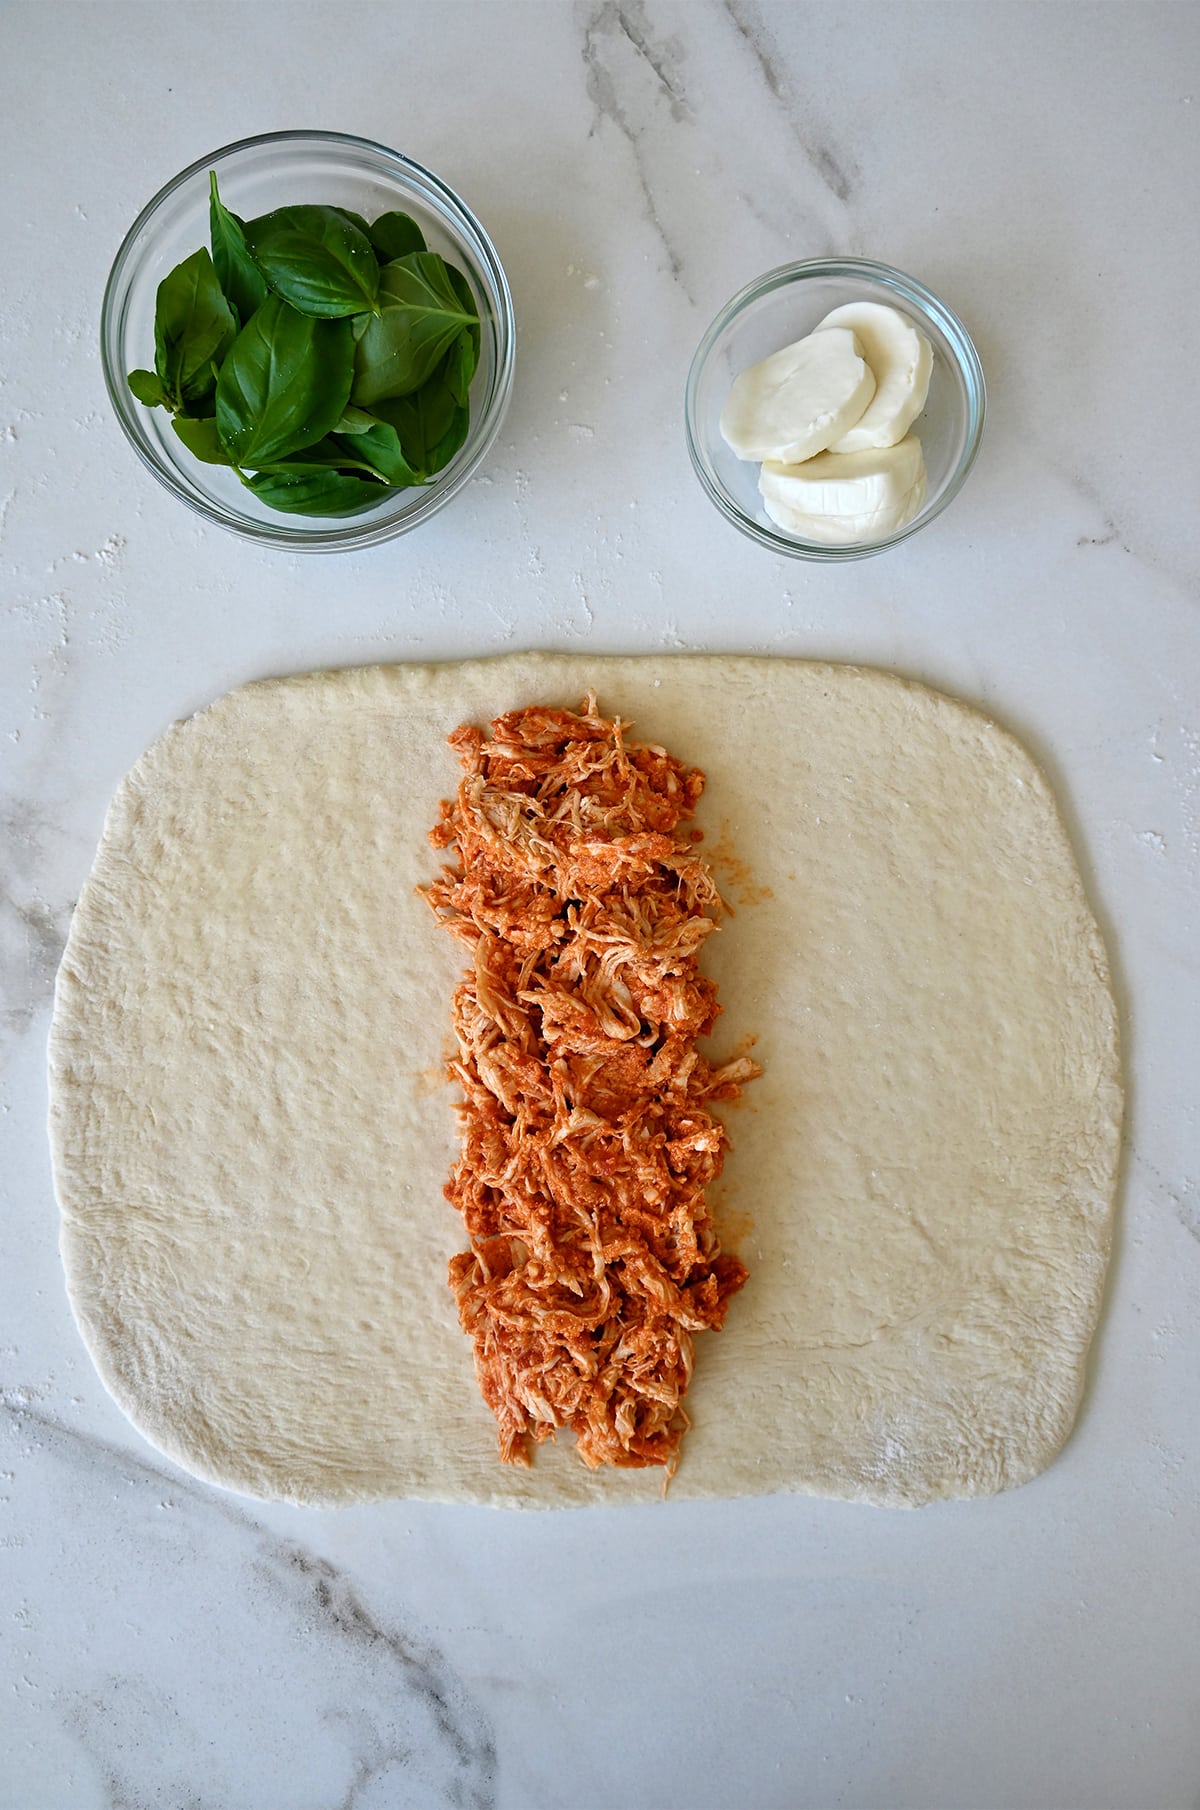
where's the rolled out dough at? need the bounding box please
[48,655,1122,1507]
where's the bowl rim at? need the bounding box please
[684,256,985,562]
[100,128,516,551]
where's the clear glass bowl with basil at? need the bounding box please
[101,131,515,550]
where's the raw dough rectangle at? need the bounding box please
[49,655,1122,1508]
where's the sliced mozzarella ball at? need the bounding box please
[759,435,927,543]
[815,302,933,452]
[761,473,926,544]
[719,327,876,464]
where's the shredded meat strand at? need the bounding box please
[426,694,759,1474]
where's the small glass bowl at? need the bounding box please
[101,130,515,551]
[686,258,984,560]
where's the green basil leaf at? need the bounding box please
[243,465,389,516]
[445,263,481,366]
[259,436,379,476]
[174,390,220,422]
[441,330,477,408]
[153,246,238,407]
[332,207,372,238]
[331,419,422,487]
[372,371,468,479]
[171,415,233,465]
[436,270,480,407]
[351,252,477,406]
[209,171,269,324]
[245,205,380,317]
[216,297,354,466]
[378,368,459,446]
[127,368,169,409]
[368,210,426,262]
[265,426,417,487]
[333,403,380,434]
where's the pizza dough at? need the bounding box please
[48,656,1122,1508]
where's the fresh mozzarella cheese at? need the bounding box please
[719,327,876,464]
[758,435,927,543]
[760,472,927,545]
[816,302,932,452]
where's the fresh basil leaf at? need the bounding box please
[445,263,481,363]
[209,171,269,324]
[153,247,238,408]
[264,425,417,487]
[216,297,354,466]
[382,367,461,448]
[242,465,389,516]
[332,419,422,487]
[245,205,380,317]
[368,210,426,262]
[261,436,379,475]
[437,270,480,406]
[440,330,476,408]
[171,415,233,465]
[174,390,220,422]
[331,207,372,238]
[333,403,380,434]
[127,368,169,408]
[351,252,477,406]
[372,371,468,479]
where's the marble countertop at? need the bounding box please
[3,4,1198,1807]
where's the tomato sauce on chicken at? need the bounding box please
[426,695,759,1473]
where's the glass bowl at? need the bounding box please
[685,258,984,561]
[101,130,515,551]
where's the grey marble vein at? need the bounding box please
[1065,466,1199,605]
[0,795,71,1048]
[579,0,693,293]
[612,0,690,121]
[3,1401,497,1810]
[1131,1151,1200,1247]
[721,0,858,203]
[1076,524,1124,551]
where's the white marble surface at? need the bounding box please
[3,3,1198,1806]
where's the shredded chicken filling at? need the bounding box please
[426,695,759,1472]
